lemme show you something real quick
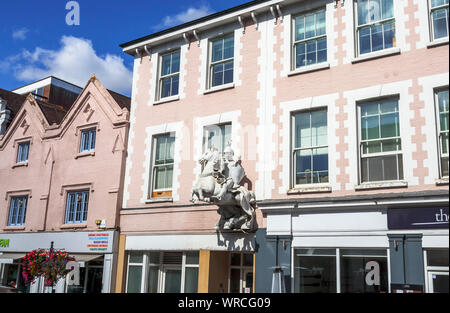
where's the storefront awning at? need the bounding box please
[69,254,102,263]
[0,253,25,264]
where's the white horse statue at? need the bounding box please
[191,147,257,232]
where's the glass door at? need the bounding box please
[428,272,449,293]
[162,266,182,293]
[243,269,253,293]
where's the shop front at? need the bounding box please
[256,192,449,293]
[0,231,118,293]
[121,233,255,293]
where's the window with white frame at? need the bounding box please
[424,249,449,293]
[16,141,30,163]
[294,248,389,293]
[8,196,28,226]
[65,190,89,224]
[126,251,199,293]
[436,88,449,178]
[293,8,327,69]
[203,123,232,154]
[359,97,403,183]
[209,34,234,88]
[159,50,180,99]
[430,0,449,40]
[150,134,175,199]
[356,0,396,55]
[80,128,96,153]
[229,252,254,293]
[292,109,328,186]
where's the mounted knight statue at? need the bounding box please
[191,144,257,232]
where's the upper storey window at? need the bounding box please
[209,35,234,88]
[356,0,396,55]
[203,123,232,154]
[17,141,30,163]
[436,88,449,178]
[293,8,327,69]
[430,0,449,40]
[80,128,96,153]
[159,50,180,99]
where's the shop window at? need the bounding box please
[126,251,199,293]
[436,88,449,178]
[16,141,30,163]
[294,248,337,293]
[293,8,327,69]
[359,97,403,183]
[8,196,28,226]
[203,123,232,154]
[64,190,89,224]
[424,249,449,293]
[292,109,328,186]
[158,50,180,100]
[229,252,254,293]
[80,128,96,153]
[430,0,449,40]
[356,0,396,55]
[340,249,388,293]
[150,134,175,199]
[209,34,234,88]
[294,248,389,293]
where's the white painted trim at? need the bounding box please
[122,57,141,208]
[13,77,82,95]
[141,121,184,203]
[125,233,255,251]
[343,79,415,189]
[418,72,450,184]
[279,92,339,194]
[415,0,431,49]
[292,235,389,248]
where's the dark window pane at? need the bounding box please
[212,64,224,87]
[427,249,449,267]
[306,41,316,66]
[223,61,234,84]
[295,16,305,41]
[184,267,198,293]
[296,43,306,68]
[383,21,395,49]
[161,54,172,76]
[296,149,313,185]
[359,26,372,54]
[358,0,369,25]
[382,0,394,19]
[294,251,337,293]
[127,266,142,293]
[380,112,400,138]
[212,39,223,62]
[161,77,172,98]
[317,37,327,63]
[231,253,241,266]
[171,75,179,96]
[223,36,234,59]
[371,23,384,52]
[441,156,449,177]
[171,51,180,73]
[305,14,315,39]
[313,148,329,184]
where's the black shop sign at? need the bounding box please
[388,207,449,230]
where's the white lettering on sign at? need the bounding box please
[66,261,80,286]
[365,261,380,286]
[435,209,449,222]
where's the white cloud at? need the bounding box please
[7,36,132,95]
[155,5,214,30]
[12,28,29,40]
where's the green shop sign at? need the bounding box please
[0,239,10,248]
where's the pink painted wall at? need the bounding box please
[121,0,448,234]
[0,78,129,234]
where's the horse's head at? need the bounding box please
[199,147,221,174]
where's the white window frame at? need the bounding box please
[291,108,329,188]
[157,49,181,101]
[16,141,30,163]
[357,97,403,184]
[149,133,175,199]
[354,0,396,56]
[125,251,199,293]
[291,7,327,71]
[208,34,235,89]
[429,0,450,41]
[79,128,96,153]
[435,87,449,179]
[202,122,232,154]
[423,249,449,293]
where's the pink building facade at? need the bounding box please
[0,77,130,293]
[119,0,448,293]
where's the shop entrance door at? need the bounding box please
[427,271,449,293]
[161,266,181,293]
[243,269,254,293]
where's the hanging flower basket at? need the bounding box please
[22,248,75,286]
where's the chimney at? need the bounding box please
[0,97,11,135]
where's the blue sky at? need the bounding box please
[0,0,250,96]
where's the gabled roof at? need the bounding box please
[35,100,67,125]
[107,89,131,111]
